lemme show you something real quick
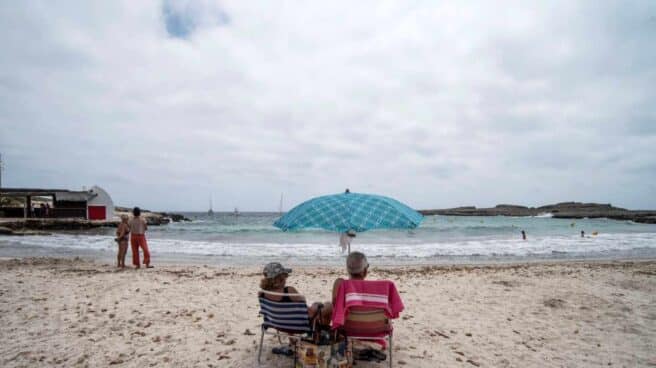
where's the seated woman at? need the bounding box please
[259,262,332,326]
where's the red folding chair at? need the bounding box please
[340,307,394,368]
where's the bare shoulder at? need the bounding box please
[332,278,345,294]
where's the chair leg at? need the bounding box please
[345,338,353,366]
[258,326,265,364]
[389,330,393,368]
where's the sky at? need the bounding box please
[1,1,655,212]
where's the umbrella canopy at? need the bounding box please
[273,191,423,233]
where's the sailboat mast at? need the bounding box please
[279,193,283,214]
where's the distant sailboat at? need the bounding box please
[233,207,239,217]
[208,196,214,216]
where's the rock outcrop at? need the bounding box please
[420,202,656,224]
[160,212,192,222]
[0,207,192,234]
[0,219,115,232]
[0,225,51,236]
[114,207,191,225]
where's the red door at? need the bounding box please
[88,206,106,220]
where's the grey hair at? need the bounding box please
[346,251,369,276]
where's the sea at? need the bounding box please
[1,212,656,266]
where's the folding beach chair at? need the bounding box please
[257,289,311,365]
[340,307,394,368]
[332,279,403,368]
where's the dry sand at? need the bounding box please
[0,257,655,367]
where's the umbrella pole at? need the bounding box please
[348,243,350,254]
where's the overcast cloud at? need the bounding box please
[1,1,655,211]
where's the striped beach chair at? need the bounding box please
[341,308,394,368]
[257,289,311,364]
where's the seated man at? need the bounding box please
[331,251,404,358]
[332,251,369,300]
[332,251,404,323]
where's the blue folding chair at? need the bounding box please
[257,290,311,364]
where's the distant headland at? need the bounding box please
[419,202,656,224]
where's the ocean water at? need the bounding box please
[1,212,656,265]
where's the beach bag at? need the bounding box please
[294,304,349,368]
[310,305,332,345]
[295,340,349,368]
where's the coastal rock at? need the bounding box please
[114,207,190,224]
[420,202,656,223]
[0,219,116,231]
[5,229,51,236]
[160,212,192,222]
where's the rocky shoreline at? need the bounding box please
[420,202,656,224]
[0,207,191,235]
[113,206,191,225]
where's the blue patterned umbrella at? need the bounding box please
[273,191,423,233]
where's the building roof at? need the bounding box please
[56,192,96,201]
[0,188,95,201]
[1,188,70,193]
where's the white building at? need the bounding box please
[0,185,115,220]
[87,185,115,220]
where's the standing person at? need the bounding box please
[581,230,585,238]
[521,230,527,240]
[129,207,152,268]
[338,230,356,253]
[115,215,130,268]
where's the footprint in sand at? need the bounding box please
[543,298,566,308]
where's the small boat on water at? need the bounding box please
[208,196,214,216]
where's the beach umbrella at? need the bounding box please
[273,190,423,251]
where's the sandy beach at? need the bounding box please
[0,257,655,367]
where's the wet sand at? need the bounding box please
[0,257,655,367]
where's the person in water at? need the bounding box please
[339,230,356,253]
[521,230,527,240]
[259,262,332,326]
[115,214,130,268]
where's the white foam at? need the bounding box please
[2,232,656,260]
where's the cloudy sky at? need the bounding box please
[1,1,655,211]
